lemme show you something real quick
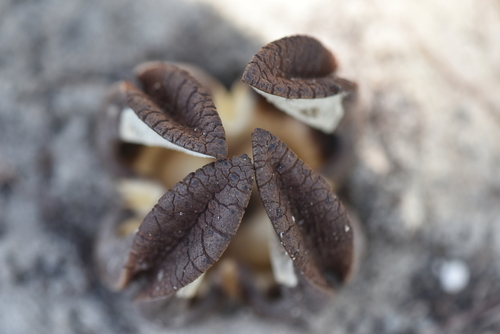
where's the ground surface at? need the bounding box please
[1,0,499,333]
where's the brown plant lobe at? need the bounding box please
[119,154,254,300]
[252,128,353,291]
[242,35,355,99]
[98,83,137,178]
[123,63,228,159]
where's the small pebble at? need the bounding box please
[438,259,470,294]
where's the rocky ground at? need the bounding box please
[1,0,499,333]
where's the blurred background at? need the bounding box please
[0,0,499,333]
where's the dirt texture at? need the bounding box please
[1,0,499,333]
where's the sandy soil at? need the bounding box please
[1,0,499,333]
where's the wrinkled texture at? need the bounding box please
[121,155,254,300]
[242,35,356,99]
[124,63,228,159]
[252,128,353,290]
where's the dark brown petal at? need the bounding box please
[312,103,359,191]
[123,63,228,159]
[239,264,329,325]
[97,83,138,178]
[119,154,254,301]
[242,35,356,99]
[136,286,224,327]
[251,128,353,291]
[95,209,136,290]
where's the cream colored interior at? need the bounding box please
[114,69,334,300]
